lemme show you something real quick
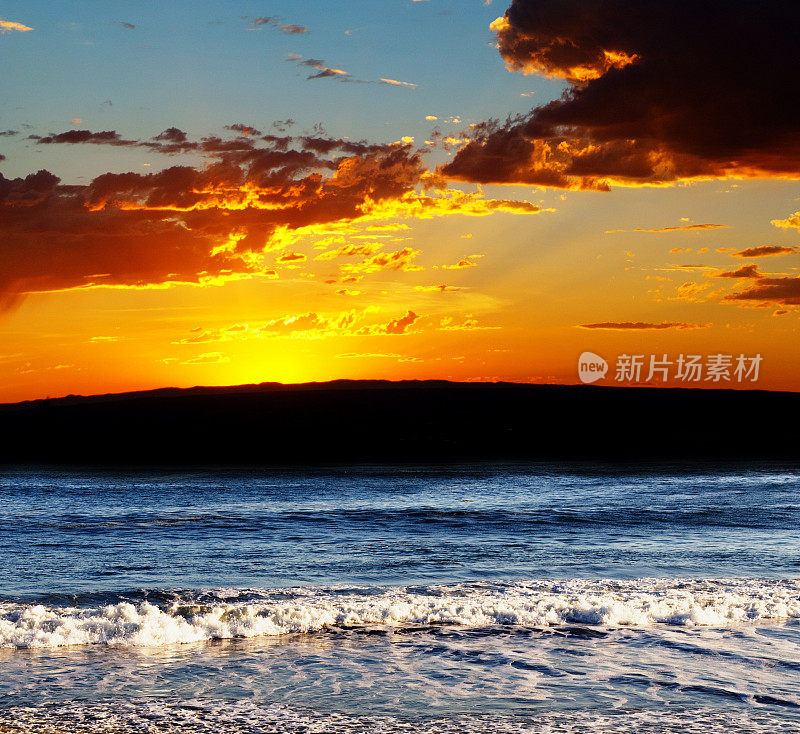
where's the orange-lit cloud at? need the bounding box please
[414,284,461,292]
[578,321,708,330]
[339,247,422,274]
[335,352,417,362]
[443,1,800,189]
[170,309,424,344]
[488,14,638,82]
[606,224,728,234]
[735,245,798,258]
[718,265,762,279]
[383,310,419,334]
[365,187,541,219]
[771,212,800,231]
[726,277,800,306]
[182,352,230,365]
[439,315,498,331]
[442,256,481,270]
[277,252,307,263]
[380,78,417,88]
[711,262,800,308]
[0,127,542,308]
[314,243,382,261]
[0,17,33,33]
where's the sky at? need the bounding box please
[1,0,799,402]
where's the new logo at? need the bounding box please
[578,352,608,384]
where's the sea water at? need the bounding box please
[0,465,799,732]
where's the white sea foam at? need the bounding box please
[2,579,799,649]
[0,700,795,733]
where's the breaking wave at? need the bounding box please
[2,578,799,649]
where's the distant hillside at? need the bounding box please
[0,380,798,465]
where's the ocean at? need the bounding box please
[0,465,799,732]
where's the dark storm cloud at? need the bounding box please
[443,0,800,189]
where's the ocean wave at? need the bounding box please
[1,579,799,649]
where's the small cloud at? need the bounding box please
[252,17,308,34]
[725,276,800,306]
[336,352,401,359]
[300,57,349,79]
[578,321,708,330]
[440,315,498,331]
[0,17,34,33]
[605,223,729,234]
[380,78,418,88]
[414,284,461,292]
[442,255,482,269]
[340,247,421,274]
[33,129,136,146]
[277,251,307,263]
[385,310,419,334]
[225,123,262,137]
[717,264,761,279]
[365,223,410,232]
[735,245,798,258]
[771,212,800,231]
[182,352,229,365]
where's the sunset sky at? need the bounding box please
[1,0,799,402]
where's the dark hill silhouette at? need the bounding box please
[0,380,797,465]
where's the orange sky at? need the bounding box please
[1,1,799,401]
[2,175,799,402]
